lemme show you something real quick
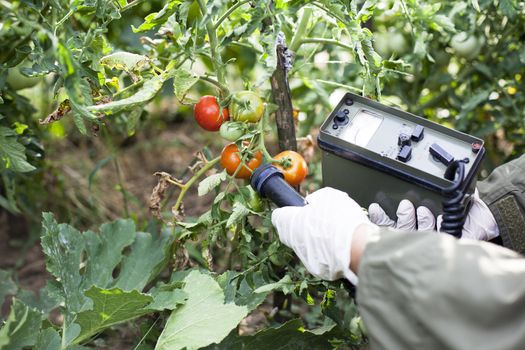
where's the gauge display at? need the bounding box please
[340,110,383,147]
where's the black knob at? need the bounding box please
[471,141,482,154]
[398,133,411,147]
[334,111,349,125]
[397,145,412,163]
[411,125,424,142]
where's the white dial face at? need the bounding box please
[340,110,383,147]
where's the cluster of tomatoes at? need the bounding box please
[193,91,308,187]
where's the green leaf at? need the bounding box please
[198,171,226,196]
[0,127,36,173]
[82,220,137,290]
[100,52,150,72]
[172,68,199,101]
[218,271,270,312]
[253,275,295,294]
[461,90,490,114]
[226,202,250,227]
[35,328,61,350]
[0,299,41,350]
[470,0,480,11]
[114,231,173,291]
[147,285,188,311]
[73,287,154,344]
[0,270,17,309]
[207,319,337,350]
[132,1,182,33]
[499,0,518,20]
[87,75,164,114]
[155,270,248,350]
[41,213,87,316]
[519,47,525,64]
[40,213,172,341]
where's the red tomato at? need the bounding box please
[194,95,229,131]
[273,150,308,186]
[220,143,262,179]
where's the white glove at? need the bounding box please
[437,189,499,241]
[368,190,499,241]
[368,200,436,231]
[271,187,378,285]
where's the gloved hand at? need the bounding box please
[271,187,378,285]
[437,189,499,241]
[368,190,500,241]
[368,200,436,231]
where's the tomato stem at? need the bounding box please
[214,0,252,30]
[172,156,220,222]
[197,0,227,89]
[199,75,230,95]
[290,7,313,52]
[257,107,277,162]
[298,37,354,51]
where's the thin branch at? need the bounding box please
[122,0,146,13]
[214,0,252,29]
[299,38,354,51]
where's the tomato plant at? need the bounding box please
[220,142,262,179]
[274,150,308,186]
[194,95,229,131]
[1,0,524,349]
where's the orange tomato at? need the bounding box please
[220,143,262,179]
[273,150,308,186]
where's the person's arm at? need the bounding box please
[356,230,525,350]
[478,155,525,254]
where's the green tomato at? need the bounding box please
[6,66,42,90]
[389,32,408,55]
[230,91,264,123]
[374,31,408,57]
[450,32,482,60]
[219,121,245,141]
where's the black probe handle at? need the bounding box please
[250,164,307,207]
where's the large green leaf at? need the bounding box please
[147,283,188,311]
[73,287,154,344]
[35,328,61,350]
[114,231,173,291]
[0,270,17,310]
[87,75,164,114]
[40,213,174,346]
[207,319,338,350]
[0,127,36,173]
[155,270,248,350]
[0,299,41,350]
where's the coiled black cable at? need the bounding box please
[441,159,469,237]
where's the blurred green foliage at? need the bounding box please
[0,0,524,348]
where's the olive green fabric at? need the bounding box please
[357,230,525,350]
[478,155,525,254]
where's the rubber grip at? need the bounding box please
[250,164,307,207]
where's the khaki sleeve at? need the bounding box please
[356,229,525,350]
[478,155,525,254]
